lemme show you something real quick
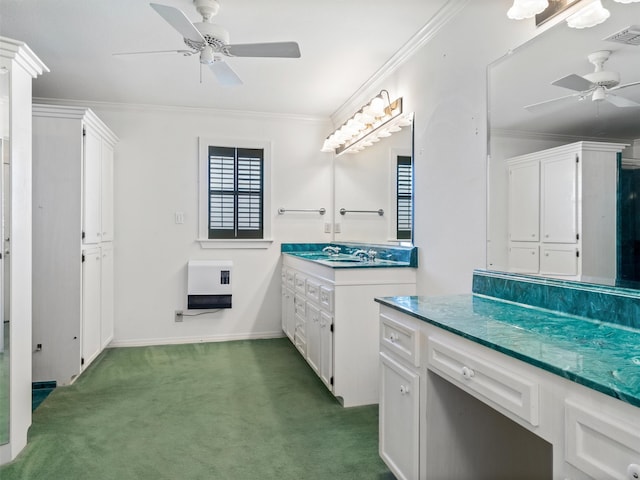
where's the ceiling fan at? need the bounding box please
[525,50,640,113]
[114,0,301,86]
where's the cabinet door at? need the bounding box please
[508,244,539,273]
[101,140,114,242]
[319,310,333,390]
[83,127,102,244]
[379,351,420,480]
[306,302,321,374]
[100,244,114,349]
[281,285,295,341]
[541,155,577,243]
[508,161,540,242]
[540,245,578,276]
[82,248,102,370]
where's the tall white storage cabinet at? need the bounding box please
[32,105,118,385]
[507,141,627,283]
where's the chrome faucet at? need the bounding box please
[353,249,378,262]
[322,246,341,255]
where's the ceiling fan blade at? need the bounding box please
[605,93,640,108]
[150,3,205,44]
[209,61,243,86]
[524,92,583,113]
[113,49,194,56]
[552,74,595,92]
[609,80,640,92]
[225,42,301,58]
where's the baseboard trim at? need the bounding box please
[107,331,286,348]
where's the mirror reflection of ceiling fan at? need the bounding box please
[114,0,301,86]
[525,50,640,112]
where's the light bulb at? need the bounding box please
[507,0,548,19]
[566,0,610,28]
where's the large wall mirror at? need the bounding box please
[0,67,9,445]
[487,1,640,288]
[334,113,414,245]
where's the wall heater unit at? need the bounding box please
[187,260,232,309]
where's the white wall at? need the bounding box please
[358,1,542,295]
[78,2,561,345]
[90,105,332,346]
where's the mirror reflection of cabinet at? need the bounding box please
[507,141,626,283]
[487,1,640,288]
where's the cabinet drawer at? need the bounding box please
[319,285,334,313]
[427,335,539,426]
[294,294,306,317]
[306,280,320,303]
[286,270,295,288]
[294,273,307,293]
[294,330,306,356]
[380,314,420,367]
[565,399,640,480]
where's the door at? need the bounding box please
[83,126,102,244]
[100,140,114,242]
[82,248,101,369]
[319,310,333,390]
[306,302,321,374]
[508,161,540,242]
[379,351,420,480]
[100,244,114,349]
[541,154,578,244]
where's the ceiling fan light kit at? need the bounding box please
[321,90,411,156]
[115,0,301,86]
[507,0,638,28]
[566,0,610,29]
[507,0,549,20]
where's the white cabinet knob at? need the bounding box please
[389,333,399,343]
[461,366,475,379]
[400,385,410,395]
[628,464,640,480]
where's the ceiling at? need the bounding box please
[489,1,640,141]
[0,0,448,118]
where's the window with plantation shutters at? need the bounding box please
[397,155,412,240]
[208,146,264,239]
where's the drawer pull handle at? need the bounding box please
[389,333,399,343]
[628,464,640,480]
[461,366,475,380]
[400,385,410,395]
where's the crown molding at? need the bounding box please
[330,0,470,126]
[32,97,329,124]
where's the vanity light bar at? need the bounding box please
[321,91,408,157]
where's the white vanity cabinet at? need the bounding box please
[507,141,626,282]
[32,105,118,385]
[282,255,416,407]
[378,304,640,480]
[379,313,424,480]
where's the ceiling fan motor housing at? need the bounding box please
[184,22,230,52]
[584,70,620,88]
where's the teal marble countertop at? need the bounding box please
[283,251,414,269]
[281,243,417,269]
[375,294,640,407]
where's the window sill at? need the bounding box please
[198,239,274,249]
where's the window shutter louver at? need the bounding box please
[397,156,412,240]
[208,146,264,239]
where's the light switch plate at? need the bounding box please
[175,211,185,224]
[324,222,332,233]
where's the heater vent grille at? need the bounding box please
[603,25,640,46]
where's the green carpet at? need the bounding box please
[0,338,392,479]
